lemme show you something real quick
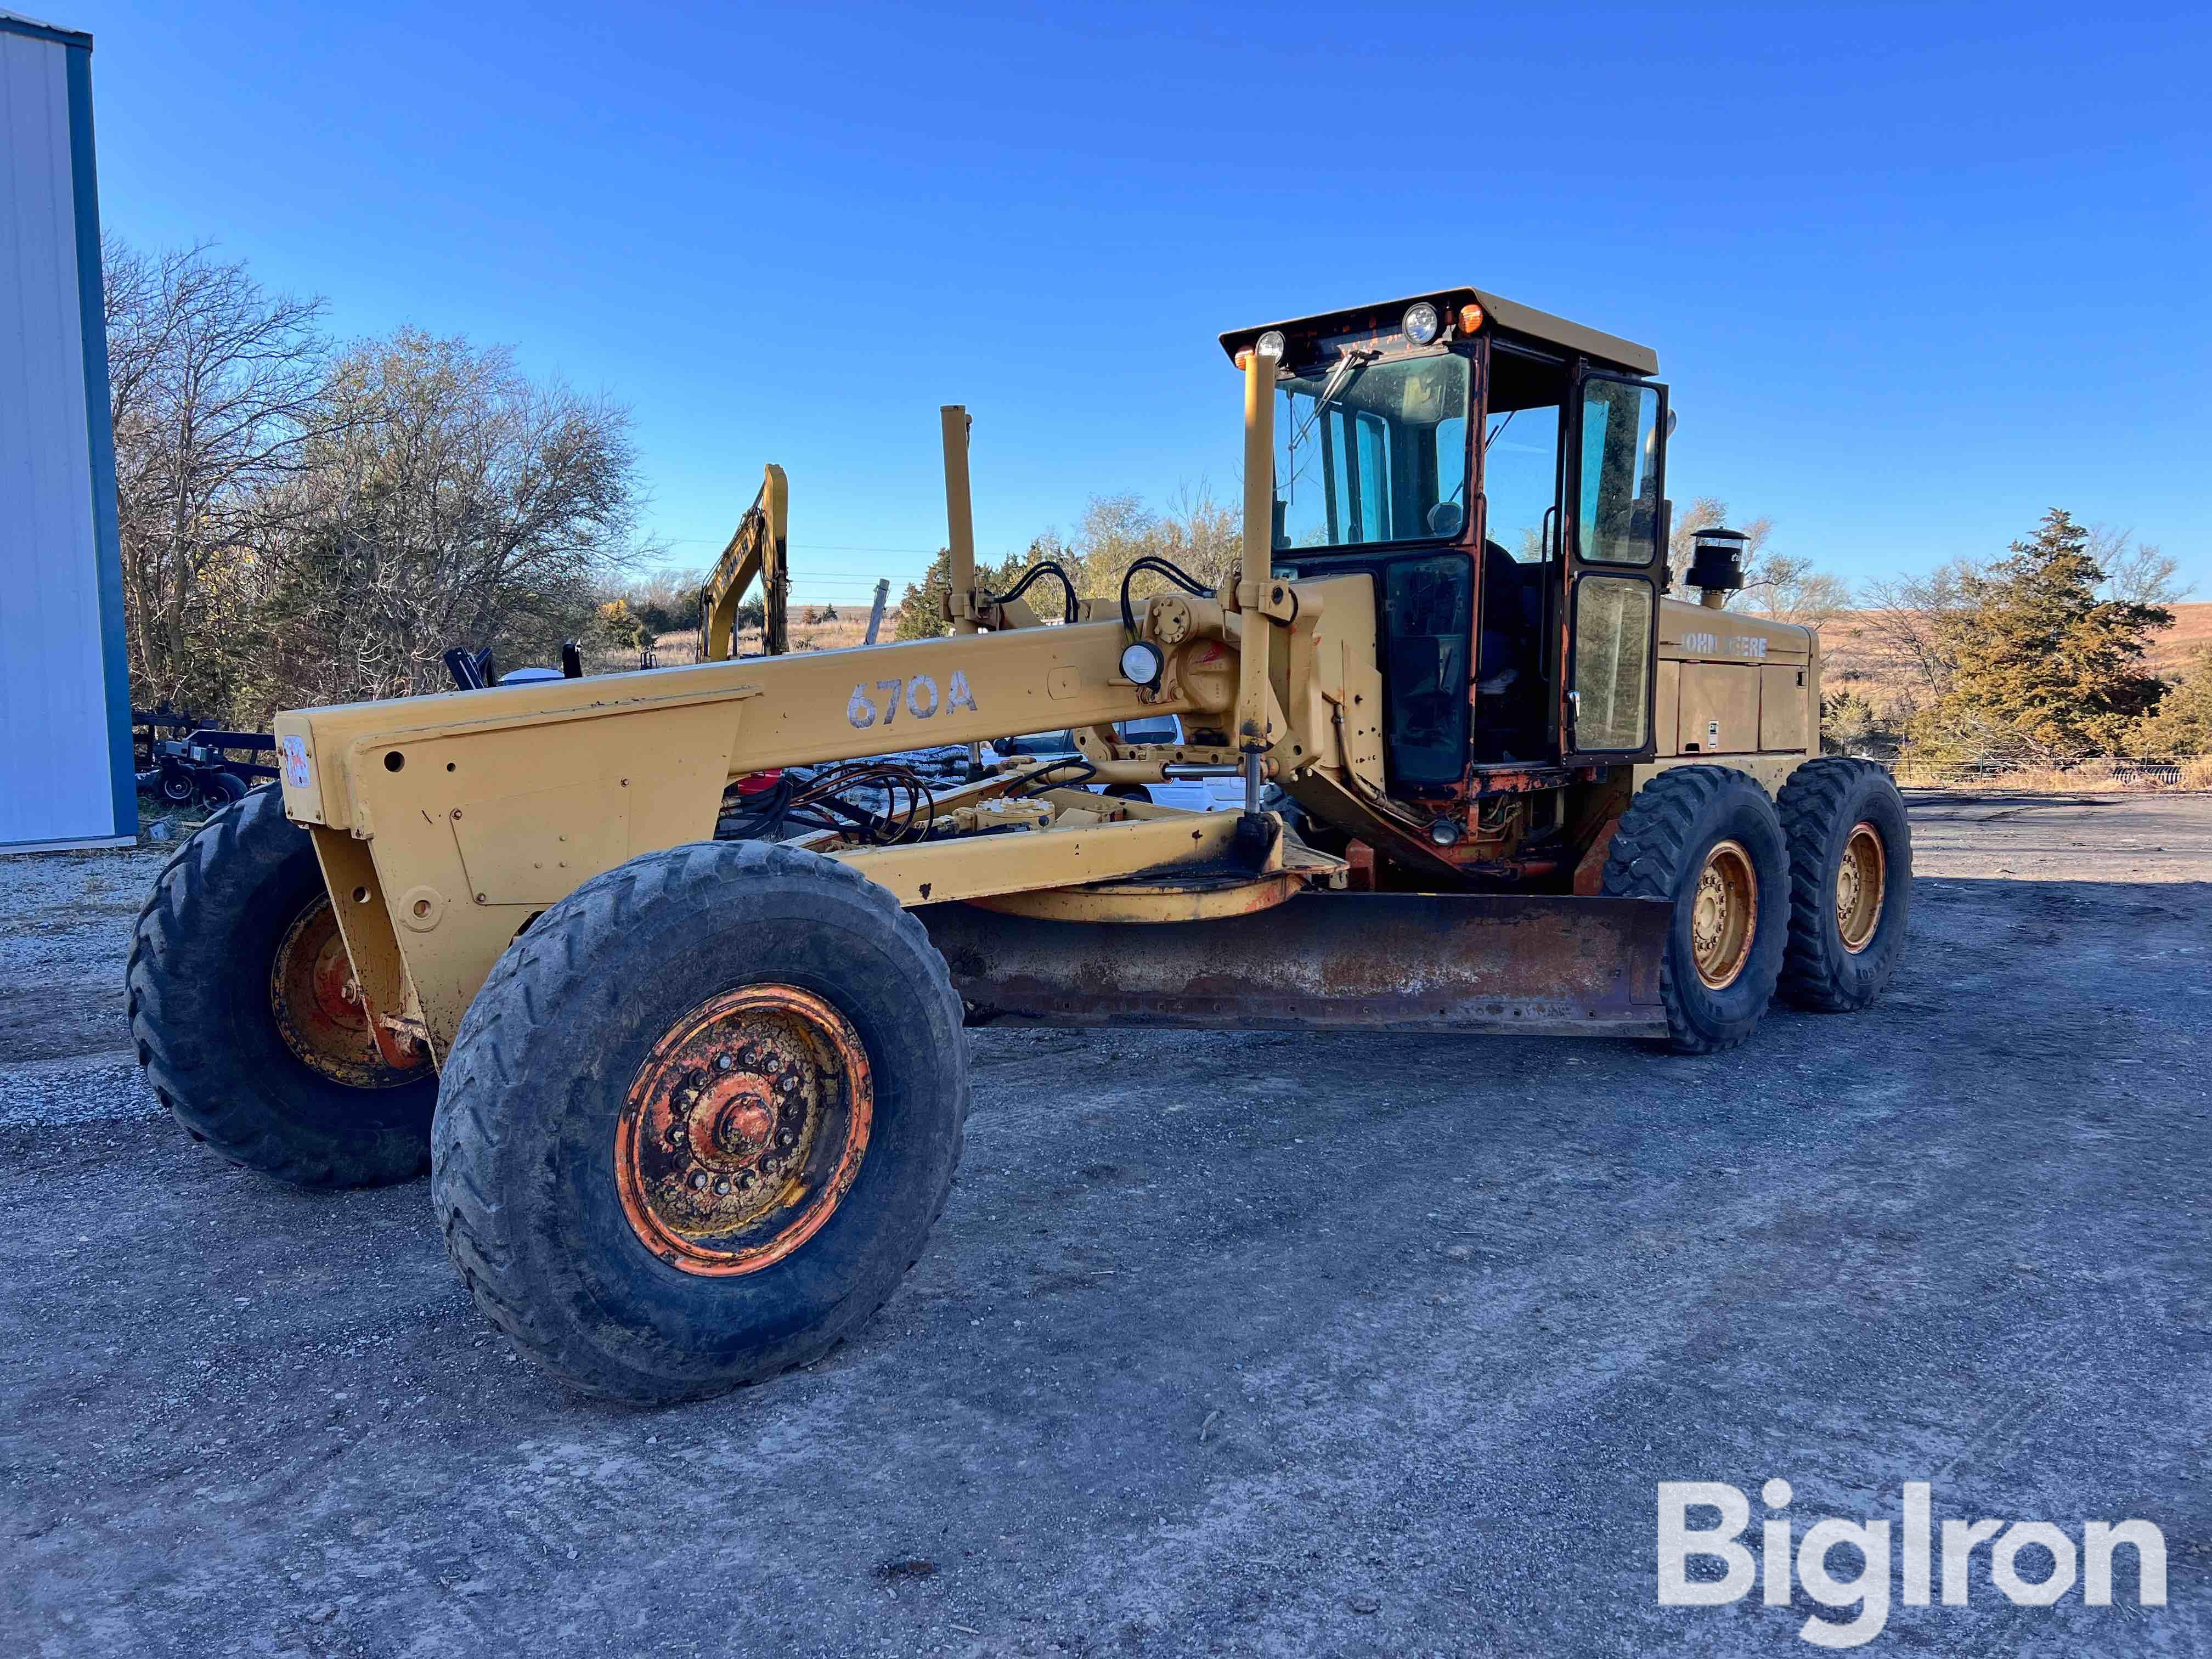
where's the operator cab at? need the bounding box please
[1222,288,1668,793]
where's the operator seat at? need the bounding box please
[1475,539,1547,761]
[1477,539,1534,690]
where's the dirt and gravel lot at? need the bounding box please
[3,794,2208,1657]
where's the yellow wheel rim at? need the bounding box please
[1836,822,1886,954]
[1690,839,1758,990]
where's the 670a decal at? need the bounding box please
[847,669,979,730]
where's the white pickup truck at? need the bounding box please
[979,715,1244,812]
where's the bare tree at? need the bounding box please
[103,236,328,714]
[1856,559,1980,702]
[1069,484,1241,601]
[1737,555,1853,630]
[1660,495,1847,625]
[262,329,646,705]
[2085,523,2191,608]
[1666,496,1770,589]
[894,484,1243,641]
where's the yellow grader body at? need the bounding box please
[135,287,1911,1401]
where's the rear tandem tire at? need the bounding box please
[1601,765,1790,1056]
[127,785,438,1187]
[430,839,969,1403]
[1776,758,1912,1012]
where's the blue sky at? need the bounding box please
[67,0,2210,610]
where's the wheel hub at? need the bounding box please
[1835,821,1886,953]
[269,895,430,1088]
[616,985,871,1276]
[1689,839,1758,991]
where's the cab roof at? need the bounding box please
[1220,286,1658,378]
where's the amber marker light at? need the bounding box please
[1459,302,1485,332]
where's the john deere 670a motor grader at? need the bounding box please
[129,287,1910,1402]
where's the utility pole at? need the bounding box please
[864,578,891,646]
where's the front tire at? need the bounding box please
[127,786,438,1187]
[1776,759,1911,1012]
[1602,766,1790,1054]
[430,840,968,1403]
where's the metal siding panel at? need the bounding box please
[67,43,134,836]
[1675,662,1761,755]
[0,31,115,845]
[1759,662,1809,753]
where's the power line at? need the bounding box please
[789,543,945,555]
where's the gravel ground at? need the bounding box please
[0,840,172,1069]
[2,794,2207,1657]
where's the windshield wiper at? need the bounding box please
[1286,348,1376,455]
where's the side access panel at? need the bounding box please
[918,890,1669,1038]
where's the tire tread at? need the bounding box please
[1600,765,1786,1055]
[127,787,430,1188]
[428,839,967,1401]
[1776,758,1909,1012]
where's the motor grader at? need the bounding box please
[129,286,1910,1402]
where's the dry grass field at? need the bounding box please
[643,615,876,669]
[1824,600,2211,687]
[636,600,2212,686]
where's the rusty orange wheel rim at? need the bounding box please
[615,985,872,1277]
[1836,821,1886,954]
[269,894,429,1088]
[1689,839,1758,991]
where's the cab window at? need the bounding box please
[1575,380,1663,565]
[1382,556,1473,785]
[1274,353,1471,549]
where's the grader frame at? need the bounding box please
[276,328,1812,1064]
[272,339,1717,1066]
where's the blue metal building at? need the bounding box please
[1,9,134,851]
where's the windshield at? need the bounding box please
[1274,352,1470,551]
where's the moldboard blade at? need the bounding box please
[917,890,1670,1037]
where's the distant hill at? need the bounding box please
[2142,601,2212,672]
[1820,600,2210,698]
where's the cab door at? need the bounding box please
[1561,371,1668,759]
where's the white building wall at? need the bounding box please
[0,20,131,848]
